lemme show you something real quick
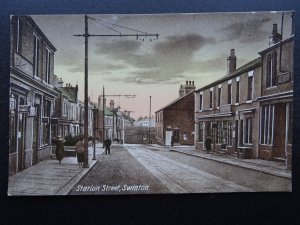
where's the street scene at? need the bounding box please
[8,12,294,195]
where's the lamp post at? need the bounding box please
[92,105,98,160]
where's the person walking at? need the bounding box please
[75,136,85,168]
[171,135,175,148]
[205,136,212,154]
[53,136,65,164]
[104,138,112,155]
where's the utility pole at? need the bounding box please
[100,92,135,144]
[149,96,151,144]
[102,86,105,148]
[74,15,159,167]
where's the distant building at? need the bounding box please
[133,117,155,128]
[155,81,195,146]
[9,16,58,175]
[53,79,81,138]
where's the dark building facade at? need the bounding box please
[9,16,58,175]
[155,81,195,146]
[258,35,294,169]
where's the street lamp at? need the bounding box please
[92,105,98,160]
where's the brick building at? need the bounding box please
[9,16,58,175]
[155,81,195,146]
[194,51,261,158]
[257,26,294,169]
[194,22,294,169]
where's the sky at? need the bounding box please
[31,12,293,119]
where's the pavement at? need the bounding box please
[149,144,291,179]
[7,142,105,196]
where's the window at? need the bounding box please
[33,35,40,77]
[45,49,51,84]
[228,83,232,104]
[209,90,213,109]
[217,121,222,144]
[266,51,277,87]
[260,105,274,145]
[198,122,203,142]
[236,80,240,104]
[42,99,51,145]
[218,87,221,107]
[247,76,253,101]
[199,92,203,111]
[63,97,67,116]
[244,118,252,144]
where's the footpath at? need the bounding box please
[149,145,291,179]
[8,143,105,196]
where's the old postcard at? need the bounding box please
[8,12,293,195]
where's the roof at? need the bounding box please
[58,87,78,102]
[155,91,194,113]
[195,57,261,93]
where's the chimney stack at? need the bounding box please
[269,23,282,45]
[227,49,237,75]
[110,100,114,110]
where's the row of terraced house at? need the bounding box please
[9,16,134,176]
[155,23,294,170]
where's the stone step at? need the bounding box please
[272,157,286,163]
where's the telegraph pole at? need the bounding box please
[149,96,151,144]
[102,86,105,148]
[74,15,159,167]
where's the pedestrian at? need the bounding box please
[205,136,212,153]
[75,136,85,168]
[171,135,175,148]
[104,138,112,155]
[53,135,65,164]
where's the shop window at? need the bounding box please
[260,105,274,145]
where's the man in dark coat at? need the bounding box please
[53,136,65,164]
[171,135,175,148]
[205,136,212,154]
[104,138,112,155]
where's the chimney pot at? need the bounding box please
[186,81,188,85]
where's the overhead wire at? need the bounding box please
[88,16,147,34]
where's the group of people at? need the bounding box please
[52,136,113,167]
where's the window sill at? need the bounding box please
[235,103,239,106]
[246,100,253,104]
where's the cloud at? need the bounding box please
[68,62,127,74]
[221,18,272,43]
[95,33,215,84]
[95,39,142,55]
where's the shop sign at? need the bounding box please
[19,105,29,112]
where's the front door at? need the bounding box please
[173,129,180,143]
[32,101,41,165]
[165,131,172,146]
